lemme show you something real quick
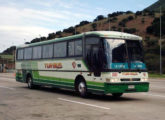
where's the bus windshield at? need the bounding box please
[104,39,146,70]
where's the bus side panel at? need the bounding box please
[16,61,25,82]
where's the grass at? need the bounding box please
[149,73,165,78]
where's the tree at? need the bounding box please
[91,23,97,31]
[148,11,155,17]
[2,46,16,55]
[119,21,126,27]
[63,27,75,33]
[128,16,134,21]
[124,28,136,33]
[146,14,165,36]
[126,11,133,14]
[135,11,142,16]
[141,18,145,24]
[107,11,125,18]
[111,26,117,31]
[56,31,62,35]
[107,17,118,23]
[79,21,90,26]
[31,38,41,43]
[47,33,56,40]
[118,18,129,27]
[94,15,105,22]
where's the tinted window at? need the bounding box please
[126,40,144,62]
[68,41,75,56]
[24,47,32,60]
[75,40,82,56]
[17,49,24,60]
[54,42,67,57]
[86,37,99,45]
[33,46,42,59]
[106,39,127,63]
[43,44,53,58]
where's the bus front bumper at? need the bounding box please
[104,82,149,94]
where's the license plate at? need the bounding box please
[128,85,135,89]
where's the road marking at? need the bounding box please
[58,98,110,110]
[0,85,15,90]
[142,93,165,98]
[151,85,165,89]
[150,80,165,82]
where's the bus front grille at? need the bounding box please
[120,78,140,82]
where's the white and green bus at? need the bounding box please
[16,31,149,97]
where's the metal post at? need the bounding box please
[109,17,111,31]
[39,34,41,42]
[75,27,76,35]
[160,6,162,74]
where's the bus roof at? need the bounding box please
[17,31,142,48]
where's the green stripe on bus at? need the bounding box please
[87,81,104,87]
[34,79,74,86]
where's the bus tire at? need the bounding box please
[27,75,34,89]
[76,80,87,97]
[112,93,123,98]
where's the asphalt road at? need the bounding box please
[0,73,165,120]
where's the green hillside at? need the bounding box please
[1,1,165,73]
[145,0,165,12]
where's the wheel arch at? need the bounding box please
[26,72,32,83]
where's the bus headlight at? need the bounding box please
[110,78,119,82]
[141,78,148,82]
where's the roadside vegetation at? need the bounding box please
[1,0,165,75]
[149,73,165,78]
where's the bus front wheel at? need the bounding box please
[77,80,87,97]
[27,76,34,89]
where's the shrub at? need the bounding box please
[79,21,90,26]
[128,16,134,21]
[94,15,105,22]
[141,18,145,24]
[91,23,97,31]
[135,11,142,16]
[124,28,136,33]
[63,27,75,33]
[126,11,133,14]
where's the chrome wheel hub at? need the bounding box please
[78,82,85,94]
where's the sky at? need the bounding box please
[0,0,157,53]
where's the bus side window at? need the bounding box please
[17,49,24,60]
[42,44,53,59]
[75,40,82,56]
[68,41,75,56]
[54,42,67,58]
[85,37,100,70]
[24,47,32,60]
[33,46,42,59]
[68,39,82,57]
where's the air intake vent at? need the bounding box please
[121,78,140,81]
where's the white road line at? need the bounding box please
[151,85,165,89]
[142,93,165,98]
[150,80,165,82]
[0,85,15,90]
[58,98,110,110]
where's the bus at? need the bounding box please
[16,31,149,97]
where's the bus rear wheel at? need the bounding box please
[27,76,34,89]
[77,80,87,97]
[112,93,123,98]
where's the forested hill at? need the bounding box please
[145,0,165,12]
[1,1,165,73]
